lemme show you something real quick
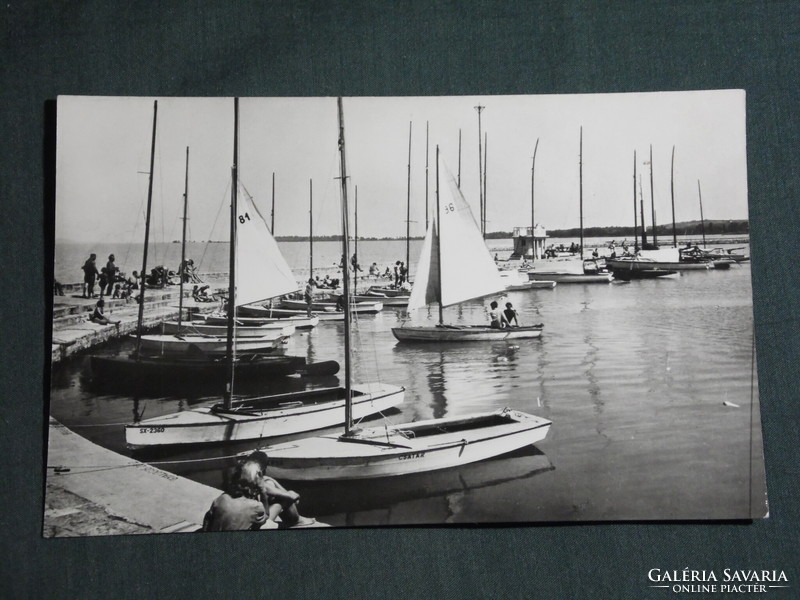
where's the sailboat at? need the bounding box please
[140,147,294,352]
[90,102,319,389]
[364,124,412,305]
[125,98,402,448]
[256,98,551,481]
[391,147,543,342]
[527,128,611,284]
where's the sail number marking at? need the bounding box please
[443,203,456,215]
[139,427,165,434]
[238,212,251,224]
[398,452,426,460]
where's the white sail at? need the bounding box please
[235,189,300,307]
[437,160,504,307]
[406,215,439,311]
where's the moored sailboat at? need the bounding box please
[124,98,401,448]
[259,98,552,480]
[391,146,543,342]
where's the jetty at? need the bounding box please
[45,417,220,537]
[50,276,225,365]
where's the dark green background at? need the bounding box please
[2,2,797,598]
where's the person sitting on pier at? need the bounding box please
[242,451,315,528]
[503,302,519,327]
[488,301,509,329]
[202,458,270,531]
[89,299,120,326]
[202,451,314,531]
[192,285,214,302]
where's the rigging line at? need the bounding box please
[198,180,231,271]
[46,452,245,473]
[749,324,756,516]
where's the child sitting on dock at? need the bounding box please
[89,299,120,326]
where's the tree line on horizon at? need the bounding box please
[265,219,748,242]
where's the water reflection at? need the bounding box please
[288,446,554,525]
[47,262,763,523]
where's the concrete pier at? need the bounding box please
[45,418,220,537]
[50,277,226,364]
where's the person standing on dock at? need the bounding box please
[304,278,315,317]
[104,254,118,296]
[81,253,99,298]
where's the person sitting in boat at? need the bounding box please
[488,301,509,329]
[89,299,120,326]
[335,294,345,311]
[383,266,392,279]
[503,302,519,327]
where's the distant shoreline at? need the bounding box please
[56,219,749,244]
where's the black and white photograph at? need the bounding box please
[46,90,763,536]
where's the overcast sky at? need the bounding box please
[55,90,748,244]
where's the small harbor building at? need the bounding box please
[510,225,548,260]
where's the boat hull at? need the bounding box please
[161,321,294,337]
[606,258,710,271]
[279,299,384,314]
[610,268,677,281]
[90,354,309,392]
[125,383,404,448]
[352,293,409,307]
[137,334,284,356]
[262,409,552,480]
[205,312,319,329]
[527,272,611,283]
[391,324,543,342]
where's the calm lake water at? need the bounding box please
[49,245,764,526]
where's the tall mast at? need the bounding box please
[270,172,275,234]
[483,132,488,237]
[425,121,429,230]
[354,185,359,294]
[457,128,462,188]
[633,151,638,251]
[309,179,313,278]
[649,144,657,248]
[178,146,189,329]
[406,121,412,281]
[475,105,485,238]
[670,146,677,247]
[697,179,706,248]
[337,97,353,434]
[531,138,539,261]
[435,145,444,326]
[639,175,647,248]
[224,97,239,410]
[135,100,158,359]
[579,127,584,259]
